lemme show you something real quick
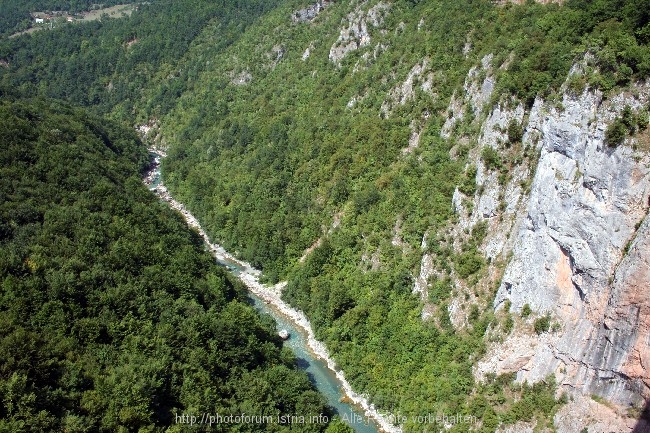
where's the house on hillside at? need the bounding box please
[32,12,51,23]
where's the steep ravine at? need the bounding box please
[144,152,402,433]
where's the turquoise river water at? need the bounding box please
[222,263,381,433]
[146,157,381,433]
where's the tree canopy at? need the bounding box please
[0,94,337,432]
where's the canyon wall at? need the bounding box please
[447,61,650,411]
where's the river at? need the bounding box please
[144,151,401,433]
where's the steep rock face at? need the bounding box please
[328,1,390,65]
[486,83,650,407]
[381,57,436,116]
[441,54,496,138]
[612,216,650,398]
[427,51,650,415]
[553,393,644,433]
[414,53,532,327]
[292,0,332,23]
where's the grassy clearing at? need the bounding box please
[79,4,134,22]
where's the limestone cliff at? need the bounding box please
[447,64,650,419]
[486,82,650,407]
[413,50,650,424]
[295,1,650,424]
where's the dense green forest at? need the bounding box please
[0,0,283,117]
[1,0,650,431]
[0,94,346,432]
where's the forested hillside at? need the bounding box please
[0,0,282,117]
[160,0,650,279]
[154,1,650,429]
[0,94,340,432]
[1,0,650,431]
[156,0,650,430]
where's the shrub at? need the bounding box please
[605,119,627,146]
[566,74,587,96]
[455,249,484,279]
[470,220,488,247]
[637,110,649,131]
[503,315,514,334]
[353,184,381,213]
[621,105,636,133]
[521,303,532,318]
[481,146,502,170]
[428,278,452,304]
[534,313,551,334]
[459,164,478,196]
[507,119,524,145]
[469,304,480,323]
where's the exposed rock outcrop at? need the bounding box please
[613,215,650,402]
[231,70,252,86]
[413,54,532,329]
[416,49,649,422]
[554,393,644,433]
[329,1,390,65]
[486,83,650,408]
[381,58,437,117]
[265,45,286,69]
[292,0,332,23]
[442,54,496,138]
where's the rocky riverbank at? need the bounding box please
[143,151,402,433]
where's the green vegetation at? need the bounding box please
[459,164,478,196]
[606,118,628,146]
[507,119,523,145]
[1,0,650,431]
[606,104,648,145]
[500,377,567,426]
[0,95,335,432]
[471,374,565,432]
[455,248,485,279]
[502,315,514,335]
[0,0,283,118]
[534,313,552,334]
[482,146,502,171]
[638,110,650,130]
